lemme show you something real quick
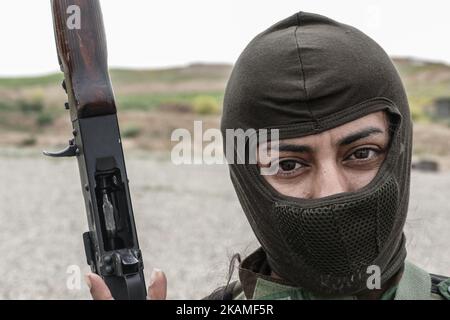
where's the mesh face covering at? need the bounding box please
[221,12,412,296]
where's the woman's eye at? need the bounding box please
[348,148,378,160]
[278,159,303,173]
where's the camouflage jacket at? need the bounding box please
[205,248,450,300]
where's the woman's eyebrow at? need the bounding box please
[338,127,384,146]
[269,127,383,153]
[276,144,313,153]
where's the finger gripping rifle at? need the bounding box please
[45,0,147,299]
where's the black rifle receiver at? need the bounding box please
[45,0,147,300]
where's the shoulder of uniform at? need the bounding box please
[202,280,243,300]
[430,273,450,300]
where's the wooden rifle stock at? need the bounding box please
[46,0,147,300]
[52,0,116,119]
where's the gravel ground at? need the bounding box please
[0,148,449,299]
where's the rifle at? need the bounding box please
[44,0,147,299]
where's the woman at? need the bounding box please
[86,11,449,300]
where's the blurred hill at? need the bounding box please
[0,63,231,113]
[393,57,450,121]
[0,59,449,166]
[0,63,230,149]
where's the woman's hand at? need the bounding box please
[85,268,167,300]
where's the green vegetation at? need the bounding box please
[0,60,448,140]
[394,58,450,123]
[410,104,430,123]
[192,95,221,115]
[19,137,37,147]
[116,91,223,112]
[19,89,45,113]
[110,64,231,84]
[0,101,15,112]
[0,73,63,88]
[122,125,142,138]
[36,112,54,127]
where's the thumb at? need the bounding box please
[85,273,114,300]
[147,268,167,300]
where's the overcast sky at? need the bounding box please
[0,0,449,76]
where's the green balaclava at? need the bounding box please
[221,11,413,296]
